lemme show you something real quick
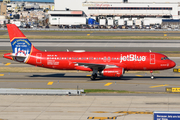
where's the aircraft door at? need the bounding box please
[36,53,42,64]
[150,54,155,64]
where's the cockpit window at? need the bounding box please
[161,57,169,60]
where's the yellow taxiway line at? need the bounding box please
[5,63,11,66]
[136,75,143,77]
[86,75,91,77]
[47,82,53,85]
[149,84,169,88]
[114,111,153,114]
[88,117,116,119]
[0,74,4,76]
[104,83,112,86]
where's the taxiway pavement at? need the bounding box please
[1,31,180,36]
[0,39,180,51]
[0,57,180,92]
[0,95,180,120]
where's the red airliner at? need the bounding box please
[4,24,176,80]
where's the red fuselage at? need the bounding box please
[25,51,175,71]
[4,24,176,79]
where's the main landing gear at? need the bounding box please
[91,73,97,80]
[150,70,154,79]
[91,69,98,80]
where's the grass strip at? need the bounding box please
[84,89,129,93]
[1,35,180,40]
[83,89,170,94]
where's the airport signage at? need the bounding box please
[173,68,180,72]
[154,111,180,120]
[166,87,180,92]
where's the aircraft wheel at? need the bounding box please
[90,73,97,80]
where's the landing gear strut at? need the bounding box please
[150,70,154,79]
[91,73,97,80]
[91,69,98,80]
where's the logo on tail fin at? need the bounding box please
[11,38,32,62]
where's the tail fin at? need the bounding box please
[7,24,39,57]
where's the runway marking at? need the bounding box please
[5,63,11,66]
[47,82,53,85]
[104,82,112,86]
[86,75,91,77]
[87,117,116,119]
[136,75,143,77]
[87,34,90,36]
[0,74,4,76]
[114,111,153,114]
[164,34,167,36]
[149,84,169,88]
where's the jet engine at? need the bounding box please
[101,68,124,77]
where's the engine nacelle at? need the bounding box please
[101,68,124,77]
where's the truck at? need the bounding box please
[88,18,99,28]
[127,20,133,26]
[50,17,87,28]
[142,19,150,29]
[12,21,21,27]
[134,19,141,26]
[134,19,142,29]
[107,19,114,28]
[99,19,106,28]
[117,19,124,29]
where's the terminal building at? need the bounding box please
[48,0,180,28]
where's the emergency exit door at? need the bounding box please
[36,53,42,64]
[150,54,155,64]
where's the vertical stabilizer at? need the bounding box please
[6,24,40,62]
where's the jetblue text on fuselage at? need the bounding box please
[120,54,146,63]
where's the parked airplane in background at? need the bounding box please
[4,24,176,80]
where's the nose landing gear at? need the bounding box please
[150,70,154,79]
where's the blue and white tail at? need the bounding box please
[5,24,40,62]
[7,24,39,56]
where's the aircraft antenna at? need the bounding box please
[67,49,69,52]
[149,50,151,52]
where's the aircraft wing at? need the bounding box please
[74,62,119,70]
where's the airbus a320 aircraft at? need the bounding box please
[4,24,176,80]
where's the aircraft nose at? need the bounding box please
[170,61,176,68]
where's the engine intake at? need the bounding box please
[101,68,124,77]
